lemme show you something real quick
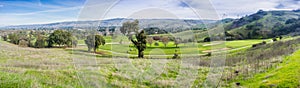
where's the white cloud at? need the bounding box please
[2,6,82,16]
[2,0,300,26]
[210,0,300,18]
[85,0,300,20]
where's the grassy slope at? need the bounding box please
[239,50,300,88]
[0,40,209,87]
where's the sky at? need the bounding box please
[0,0,300,26]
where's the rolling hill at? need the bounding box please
[222,9,300,39]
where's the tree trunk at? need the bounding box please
[88,47,91,52]
[138,50,144,58]
[94,48,97,53]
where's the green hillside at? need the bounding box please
[238,49,300,87]
[219,10,300,40]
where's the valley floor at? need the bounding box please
[0,38,300,87]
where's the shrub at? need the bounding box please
[172,50,180,59]
[1,35,7,41]
[18,39,28,47]
[272,38,277,42]
[85,35,105,52]
[154,42,159,46]
[203,37,211,42]
[34,34,47,48]
[8,33,20,44]
[152,36,161,41]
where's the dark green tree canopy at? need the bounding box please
[47,30,72,47]
[121,20,146,58]
[85,34,105,52]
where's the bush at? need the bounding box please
[252,41,267,48]
[1,35,7,41]
[203,37,211,42]
[154,42,159,46]
[34,34,47,48]
[18,39,28,47]
[273,38,277,42]
[8,33,20,44]
[152,36,161,41]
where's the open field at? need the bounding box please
[1,35,299,87]
[0,40,209,87]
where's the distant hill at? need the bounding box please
[0,18,216,33]
[220,9,300,40]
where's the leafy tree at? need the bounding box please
[47,30,72,47]
[146,37,154,46]
[120,20,139,36]
[161,36,169,47]
[85,35,105,52]
[121,20,146,58]
[1,35,7,41]
[131,30,147,58]
[8,33,20,44]
[34,33,47,48]
[72,36,78,48]
[203,37,211,42]
[28,31,34,47]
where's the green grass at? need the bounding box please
[1,35,300,87]
[97,38,270,56]
[225,39,267,48]
[237,50,300,88]
[0,39,209,87]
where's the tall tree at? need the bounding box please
[131,30,147,58]
[121,20,146,58]
[85,35,105,52]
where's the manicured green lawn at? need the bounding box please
[97,39,270,55]
[225,39,267,48]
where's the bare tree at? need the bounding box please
[161,36,169,47]
[146,37,154,46]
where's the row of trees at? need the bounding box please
[2,29,107,54]
[2,30,77,48]
[120,20,199,58]
[146,36,182,47]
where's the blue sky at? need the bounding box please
[0,0,299,26]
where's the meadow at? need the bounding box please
[0,34,299,87]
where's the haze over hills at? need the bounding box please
[2,9,300,38]
[0,18,216,32]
